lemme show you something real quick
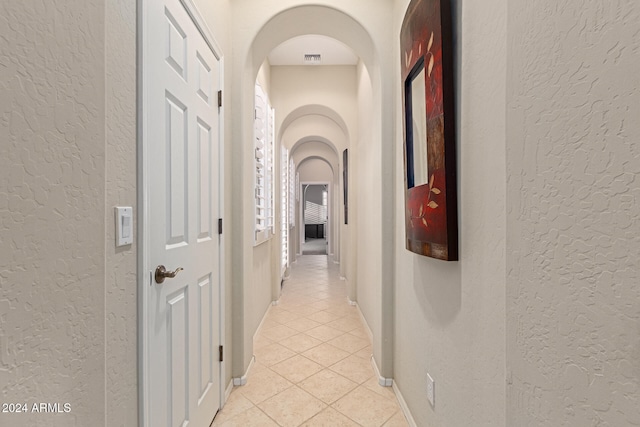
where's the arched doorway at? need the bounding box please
[231,2,395,386]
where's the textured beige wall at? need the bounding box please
[355,60,383,365]
[105,0,138,425]
[392,0,507,425]
[0,1,107,426]
[506,1,640,425]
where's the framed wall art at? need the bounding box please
[343,149,348,225]
[401,0,458,260]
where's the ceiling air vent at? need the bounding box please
[303,54,322,65]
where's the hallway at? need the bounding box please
[213,256,408,426]
[3,1,638,425]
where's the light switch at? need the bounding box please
[115,207,133,247]
[122,215,131,238]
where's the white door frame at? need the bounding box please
[299,181,331,256]
[138,0,226,425]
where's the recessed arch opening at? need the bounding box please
[242,3,381,297]
[247,5,378,82]
[279,104,351,143]
[235,2,390,382]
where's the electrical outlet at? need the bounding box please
[427,373,435,406]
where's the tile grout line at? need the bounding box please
[215,256,406,426]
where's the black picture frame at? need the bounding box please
[343,149,348,225]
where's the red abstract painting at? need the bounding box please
[401,0,458,260]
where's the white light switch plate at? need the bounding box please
[427,373,435,406]
[115,207,133,247]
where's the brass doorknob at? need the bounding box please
[155,265,184,284]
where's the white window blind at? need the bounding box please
[254,83,275,244]
[281,147,289,272]
[289,159,295,227]
[267,105,275,231]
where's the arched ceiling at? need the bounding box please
[278,104,350,142]
[297,155,335,176]
[290,136,338,158]
[283,116,346,151]
[249,5,377,78]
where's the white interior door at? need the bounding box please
[144,0,221,425]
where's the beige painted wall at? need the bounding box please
[393,0,640,426]
[1,1,232,425]
[355,60,384,365]
[1,1,107,426]
[253,58,280,337]
[392,0,507,425]
[256,60,272,97]
[506,1,640,425]
[105,0,138,425]
[342,144,356,299]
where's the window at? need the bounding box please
[322,187,328,213]
[254,83,275,244]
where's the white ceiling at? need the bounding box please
[268,35,359,66]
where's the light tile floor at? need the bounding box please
[213,255,409,427]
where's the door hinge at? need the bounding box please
[217,90,222,108]
[218,218,223,235]
[219,345,223,362]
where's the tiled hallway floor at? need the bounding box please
[213,256,409,427]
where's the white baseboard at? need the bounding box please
[271,300,280,306]
[255,304,273,338]
[393,381,418,427]
[353,302,373,343]
[233,355,255,386]
[224,379,233,403]
[371,356,393,387]
[236,302,275,386]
